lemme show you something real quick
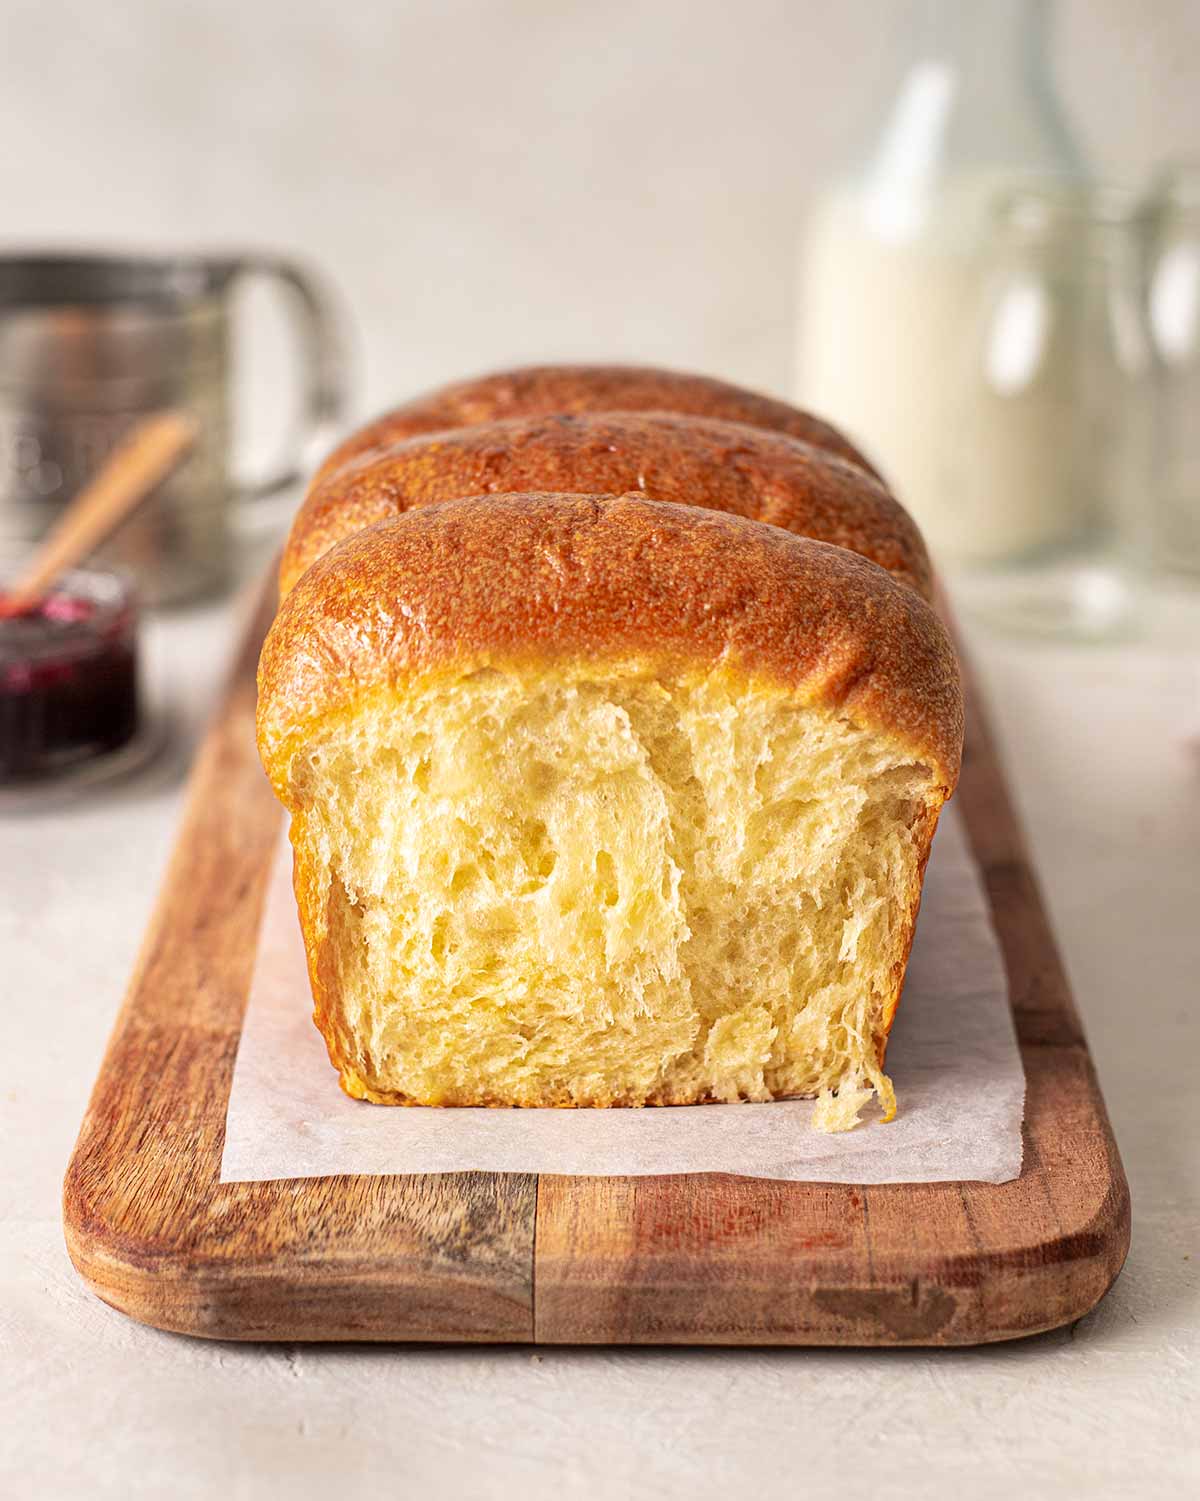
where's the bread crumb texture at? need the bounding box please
[259,493,962,1130]
[284,665,942,1128]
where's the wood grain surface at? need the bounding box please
[62,582,1130,1345]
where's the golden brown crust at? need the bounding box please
[258,492,963,800]
[314,363,880,485]
[282,412,928,600]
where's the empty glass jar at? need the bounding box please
[951,186,1159,639]
[1148,164,1200,579]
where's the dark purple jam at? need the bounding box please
[0,570,139,782]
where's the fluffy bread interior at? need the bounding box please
[285,664,943,1130]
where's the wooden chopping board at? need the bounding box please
[62,581,1130,1345]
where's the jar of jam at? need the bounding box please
[0,567,140,783]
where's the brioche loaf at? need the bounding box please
[258,493,962,1129]
[281,412,928,600]
[314,362,879,486]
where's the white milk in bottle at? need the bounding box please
[796,0,1090,570]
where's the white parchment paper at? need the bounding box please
[220,803,1025,1185]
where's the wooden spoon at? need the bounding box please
[1,411,199,616]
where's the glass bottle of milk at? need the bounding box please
[797,0,1092,573]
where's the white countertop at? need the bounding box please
[3,571,1198,1500]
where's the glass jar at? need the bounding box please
[796,0,1090,559]
[1147,164,1200,578]
[952,187,1159,639]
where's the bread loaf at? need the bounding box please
[258,493,962,1129]
[281,412,927,599]
[315,362,879,485]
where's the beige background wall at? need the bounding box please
[1,0,1197,424]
